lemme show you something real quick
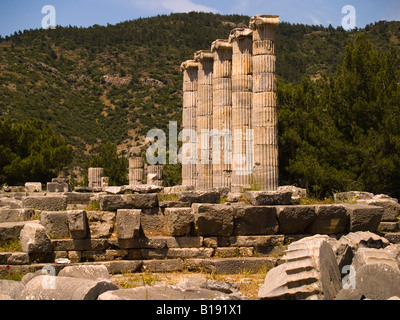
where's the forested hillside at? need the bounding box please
[0,13,399,196]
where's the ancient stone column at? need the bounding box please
[147,165,163,186]
[129,157,144,185]
[250,15,280,191]
[194,50,214,190]
[211,39,233,189]
[180,60,198,188]
[88,168,104,188]
[229,28,254,193]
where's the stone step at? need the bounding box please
[0,209,35,223]
[0,221,40,241]
[0,257,278,276]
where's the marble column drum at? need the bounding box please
[129,157,144,185]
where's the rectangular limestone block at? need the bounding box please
[0,208,35,223]
[345,204,384,232]
[116,209,141,240]
[232,205,278,235]
[164,208,194,237]
[25,183,42,193]
[41,211,70,239]
[23,196,67,211]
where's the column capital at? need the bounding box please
[228,28,253,43]
[194,50,214,62]
[211,39,232,53]
[180,60,199,72]
[249,15,280,30]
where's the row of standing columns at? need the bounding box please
[181,15,280,192]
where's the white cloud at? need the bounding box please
[307,14,322,25]
[160,0,218,13]
[119,0,217,14]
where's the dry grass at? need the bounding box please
[111,270,268,300]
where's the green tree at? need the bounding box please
[90,141,128,186]
[0,118,73,185]
[279,34,400,198]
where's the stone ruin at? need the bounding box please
[1,179,400,300]
[1,14,400,300]
[181,15,279,193]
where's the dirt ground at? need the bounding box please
[110,270,268,300]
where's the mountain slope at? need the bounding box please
[0,13,399,167]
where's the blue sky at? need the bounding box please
[0,0,399,37]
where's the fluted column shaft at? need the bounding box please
[88,168,104,188]
[229,28,254,193]
[194,50,214,190]
[211,40,233,189]
[180,60,199,188]
[250,15,280,191]
[129,157,144,185]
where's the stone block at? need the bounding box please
[244,190,292,206]
[140,208,168,236]
[25,183,42,193]
[276,205,316,234]
[165,237,203,248]
[178,190,221,204]
[379,222,399,233]
[193,204,234,237]
[166,248,214,259]
[41,211,70,239]
[0,280,25,300]
[63,192,92,206]
[385,233,400,244]
[20,276,119,300]
[305,205,349,234]
[86,211,116,239]
[20,223,53,254]
[0,208,35,222]
[116,209,141,240]
[185,257,277,274]
[22,196,67,211]
[0,197,23,209]
[142,259,184,273]
[352,248,399,272]
[6,252,30,265]
[277,186,307,203]
[47,182,70,193]
[258,236,341,300]
[98,195,134,211]
[345,204,383,232]
[360,199,400,222]
[355,264,400,300]
[334,191,374,202]
[165,208,194,236]
[58,264,110,280]
[67,210,89,240]
[51,239,108,252]
[115,237,168,250]
[232,204,278,235]
[0,221,37,241]
[132,193,158,209]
